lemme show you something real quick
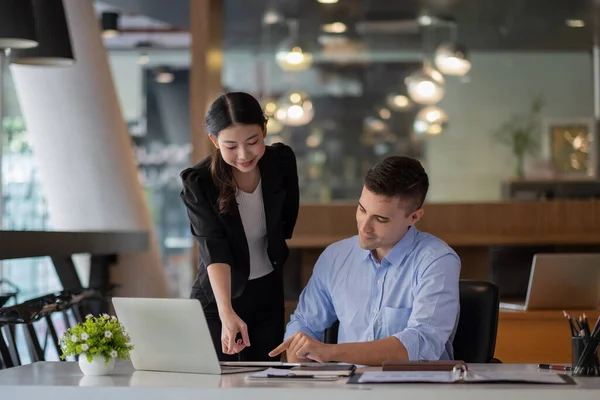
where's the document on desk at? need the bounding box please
[245,368,340,381]
[359,372,455,383]
[355,371,571,384]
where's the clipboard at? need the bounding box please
[347,364,576,385]
[382,360,468,372]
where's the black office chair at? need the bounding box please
[322,280,500,363]
[453,280,500,363]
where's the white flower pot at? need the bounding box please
[78,355,115,376]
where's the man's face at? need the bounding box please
[356,186,424,259]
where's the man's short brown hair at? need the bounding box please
[364,156,429,214]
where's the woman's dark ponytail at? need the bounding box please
[210,149,237,214]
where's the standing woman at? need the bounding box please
[180,92,299,361]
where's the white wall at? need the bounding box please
[426,52,594,202]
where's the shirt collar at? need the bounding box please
[364,225,418,267]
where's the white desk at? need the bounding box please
[1,362,599,400]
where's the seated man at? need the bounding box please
[270,156,460,365]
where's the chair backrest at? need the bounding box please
[322,280,500,363]
[453,280,499,363]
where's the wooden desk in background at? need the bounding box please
[495,309,600,364]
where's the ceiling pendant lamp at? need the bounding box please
[274,91,314,126]
[275,19,312,71]
[435,42,471,76]
[414,105,448,136]
[385,92,413,112]
[10,0,75,66]
[101,12,120,39]
[0,0,38,49]
[262,98,283,134]
[405,62,445,105]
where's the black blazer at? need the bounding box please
[180,143,299,305]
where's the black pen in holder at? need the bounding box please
[572,336,600,377]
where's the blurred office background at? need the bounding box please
[1,0,599,364]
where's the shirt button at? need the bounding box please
[377,279,383,285]
[367,336,373,341]
[372,307,377,313]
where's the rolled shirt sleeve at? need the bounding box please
[285,248,337,341]
[393,253,461,360]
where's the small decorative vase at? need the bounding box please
[78,355,115,376]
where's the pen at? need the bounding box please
[562,311,576,337]
[582,314,592,337]
[538,364,571,371]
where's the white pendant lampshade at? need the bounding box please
[274,91,314,126]
[435,42,471,76]
[405,64,445,105]
[414,105,448,135]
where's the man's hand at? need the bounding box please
[269,332,333,363]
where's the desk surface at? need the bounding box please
[1,362,599,400]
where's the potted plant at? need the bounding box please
[492,95,545,179]
[60,314,134,376]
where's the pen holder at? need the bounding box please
[571,336,600,377]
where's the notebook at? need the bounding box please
[349,370,573,385]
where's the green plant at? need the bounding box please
[60,314,134,365]
[492,95,545,178]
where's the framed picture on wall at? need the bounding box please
[540,117,596,178]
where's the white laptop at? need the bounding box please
[499,253,600,311]
[112,297,271,374]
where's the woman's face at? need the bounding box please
[210,124,266,173]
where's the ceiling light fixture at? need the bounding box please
[405,63,445,104]
[414,106,448,135]
[154,66,174,84]
[378,108,391,120]
[566,19,585,28]
[275,91,314,126]
[318,0,339,3]
[263,99,283,134]
[138,53,150,65]
[10,0,75,67]
[0,0,38,49]
[435,42,471,76]
[276,19,312,71]
[417,14,433,26]
[101,12,120,39]
[386,93,413,111]
[263,9,283,25]
[322,22,346,33]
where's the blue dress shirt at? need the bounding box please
[285,226,461,361]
